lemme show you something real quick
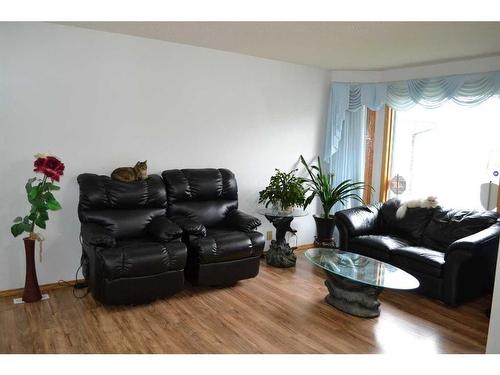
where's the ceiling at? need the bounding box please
[57,22,500,70]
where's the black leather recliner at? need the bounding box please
[162,168,265,286]
[335,199,500,306]
[77,174,187,305]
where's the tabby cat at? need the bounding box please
[111,161,148,182]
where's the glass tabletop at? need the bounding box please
[257,207,308,217]
[305,248,419,290]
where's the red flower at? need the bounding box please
[34,155,65,182]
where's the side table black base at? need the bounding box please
[263,214,298,268]
[324,271,381,318]
[266,240,296,268]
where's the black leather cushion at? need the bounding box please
[162,169,238,227]
[168,201,238,228]
[377,199,434,243]
[97,239,187,279]
[170,215,207,237]
[78,174,166,211]
[422,208,499,252]
[189,229,264,264]
[225,209,262,232]
[81,222,116,247]
[82,208,166,239]
[163,168,237,202]
[391,246,445,277]
[147,216,183,242]
[350,234,413,261]
[244,231,265,255]
[78,174,167,240]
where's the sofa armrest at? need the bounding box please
[225,209,262,232]
[446,222,500,258]
[170,215,207,237]
[334,204,381,237]
[81,222,116,248]
[442,222,500,305]
[147,216,183,242]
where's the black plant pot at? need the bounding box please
[313,215,337,248]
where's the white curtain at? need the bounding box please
[327,108,366,211]
[324,70,500,162]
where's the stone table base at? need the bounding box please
[266,240,296,268]
[324,271,382,318]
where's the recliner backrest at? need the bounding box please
[161,168,238,227]
[77,174,166,239]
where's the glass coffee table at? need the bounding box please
[305,248,419,318]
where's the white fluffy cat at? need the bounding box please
[395,196,439,219]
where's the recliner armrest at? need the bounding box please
[81,222,116,248]
[334,204,381,237]
[170,215,207,237]
[225,209,262,232]
[446,222,500,259]
[147,216,183,242]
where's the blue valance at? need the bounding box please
[324,70,500,162]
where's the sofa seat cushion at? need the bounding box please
[189,228,264,264]
[391,246,445,277]
[349,235,413,261]
[97,239,187,279]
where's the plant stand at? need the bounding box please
[258,208,308,268]
[265,215,297,268]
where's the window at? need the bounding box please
[386,99,500,210]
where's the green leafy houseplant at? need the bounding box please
[300,155,370,218]
[11,154,65,238]
[259,169,306,211]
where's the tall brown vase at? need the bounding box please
[22,238,42,303]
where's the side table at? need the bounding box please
[257,208,308,268]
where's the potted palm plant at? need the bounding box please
[299,155,370,247]
[258,168,306,214]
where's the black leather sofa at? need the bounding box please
[77,169,264,305]
[335,199,500,306]
[162,169,265,286]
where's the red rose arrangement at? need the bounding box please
[33,155,65,182]
[11,154,65,238]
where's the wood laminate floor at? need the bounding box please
[0,251,491,353]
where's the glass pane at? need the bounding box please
[389,99,500,210]
[305,248,419,290]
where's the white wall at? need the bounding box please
[487,242,500,353]
[0,22,331,291]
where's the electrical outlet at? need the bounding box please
[266,231,273,240]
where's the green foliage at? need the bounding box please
[299,155,372,218]
[259,169,306,210]
[11,175,62,238]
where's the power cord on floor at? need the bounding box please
[57,263,89,299]
[57,234,89,299]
